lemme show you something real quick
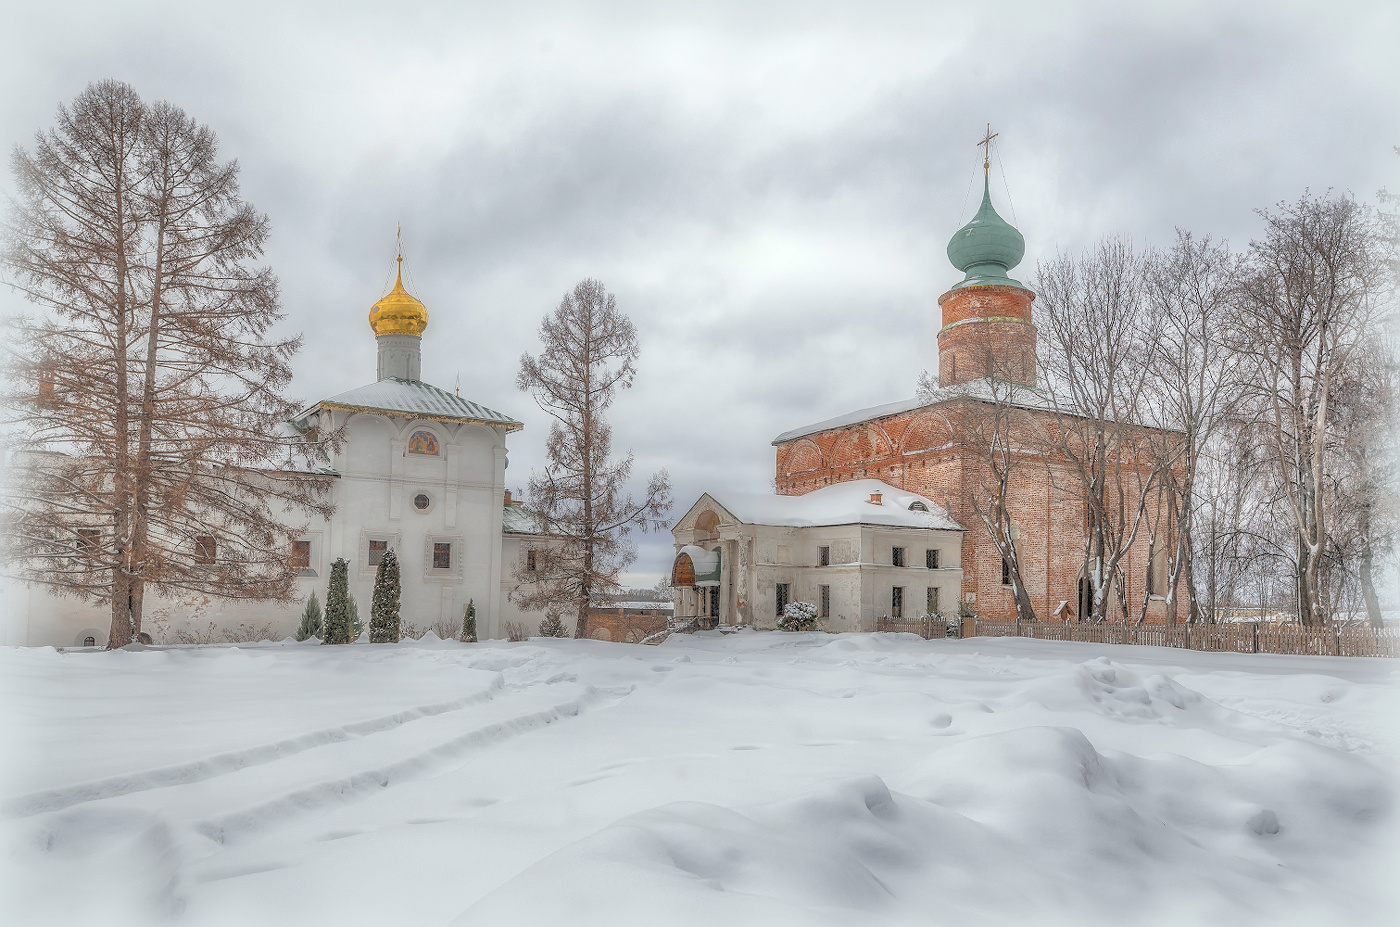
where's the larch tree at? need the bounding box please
[1,80,333,647]
[513,278,672,638]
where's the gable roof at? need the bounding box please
[772,378,1055,445]
[683,479,962,531]
[303,378,523,431]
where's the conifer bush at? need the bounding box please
[462,599,478,643]
[778,601,819,632]
[295,591,322,641]
[369,549,402,643]
[322,559,352,644]
[537,612,569,638]
[348,595,363,640]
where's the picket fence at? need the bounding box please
[875,616,1400,658]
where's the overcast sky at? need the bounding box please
[3,0,1397,586]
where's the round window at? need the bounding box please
[413,493,431,511]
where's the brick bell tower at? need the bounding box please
[936,129,1036,387]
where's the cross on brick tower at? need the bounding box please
[978,123,998,176]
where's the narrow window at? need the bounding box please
[290,539,312,570]
[1002,554,1012,586]
[776,583,790,617]
[526,548,537,572]
[925,548,939,569]
[368,539,389,566]
[892,546,905,567]
[892,586,904,619]
[927,587,940,616]
[194,535,216,565]
[433,542,452,570]
[708,586,719,618]
[819,545,830,567]
[819,585,830,618]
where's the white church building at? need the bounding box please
[2,256,552,647]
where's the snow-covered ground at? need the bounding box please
[2,632,1396,926]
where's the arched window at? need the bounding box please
[908,501,929,512]
[407,430,439,456]
[83,636,95,647]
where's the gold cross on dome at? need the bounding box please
[978,123,998,175]
[396,223,403,264]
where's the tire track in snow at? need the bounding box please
[4,675,510,819]
[194,685,627,845]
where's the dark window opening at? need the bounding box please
[369,539,388,566]
[819,585,830,618]
[892,586,904,619]
[413,493,431,511]
[194,535,216,565]
[708,586,719,618]
[819,545,830,567]
[776,583,790,617]
[83,636,96,647]
[925,549,939,569]
[908,501,929,512]
[927,587,941,616]
[526,548,537,572]
[892,546,905,568]
[433,542,452,570]
[1002,555,1012,587]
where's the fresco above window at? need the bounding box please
[407,430,439,456]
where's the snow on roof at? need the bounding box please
[707,479,962,531]
[303,378,523,430]
[771,379,1056,445]
[502,503,544,535]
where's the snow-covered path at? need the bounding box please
[2,632,1395,926]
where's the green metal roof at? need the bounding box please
[946,175,1027,290]
[306,377,522,430]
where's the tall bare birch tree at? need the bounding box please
[1143,232,1244,623]
[514,278,672,637]
[1234,191,1390,626]
[2,80,332,647]
[1036,237,1166,622]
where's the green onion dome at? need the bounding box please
[946,175,1026,289]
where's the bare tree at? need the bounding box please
[1234,191,1391,626]
[1143,232,1245,623]
[513,279,672,637]
[1035,237,1167,622]
[920,323,1041,622]
[2,80,333,647]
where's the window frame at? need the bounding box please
[819,545,830,567]
[892,546,905,568]
[819,584,830,618]
[368,539,390,568]
[432,541,453,571]
[925,548,940,570]
[927,586,941,616]
[891,585,904,619]
[775,582,790,618]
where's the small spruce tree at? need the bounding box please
[295,591,322,641]
[322,559,352,644]
[348,595,363,640]
[537,612,569,638]
[778,601,819,632]
[369,549,402,643]
[461,599,477,643]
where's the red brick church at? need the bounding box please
[767,161,1181,626]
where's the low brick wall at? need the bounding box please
[582,608,670,643]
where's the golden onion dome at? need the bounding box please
[368,256,428,337]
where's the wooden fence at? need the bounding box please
[876,616,1400,658]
